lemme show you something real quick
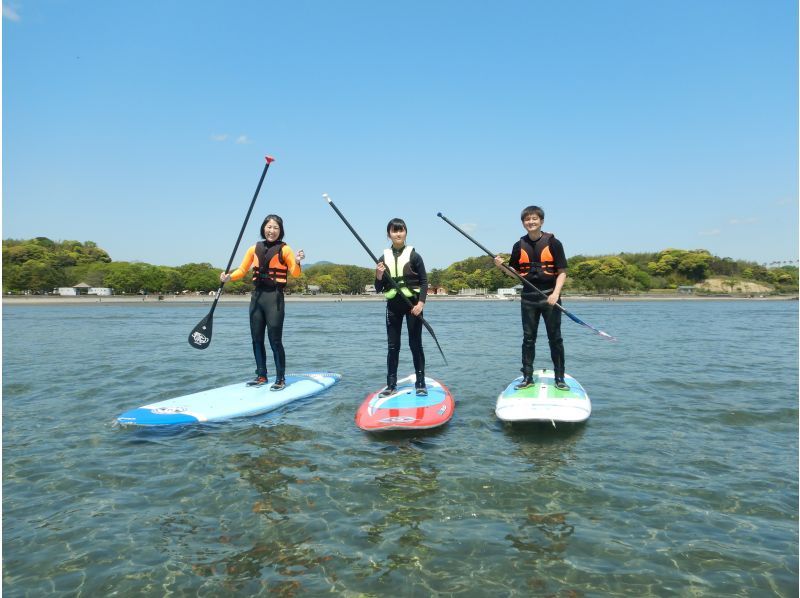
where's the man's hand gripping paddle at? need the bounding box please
[437,212,616,341]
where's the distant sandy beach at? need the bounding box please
[3,293,796,305]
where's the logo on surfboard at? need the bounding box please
[151,406,189,414]
[378,416,418,424]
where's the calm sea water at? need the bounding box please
[3,299,798,597]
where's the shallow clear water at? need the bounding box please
[3,299,798,596]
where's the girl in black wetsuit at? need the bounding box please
[374,218,428,397]
[220,215,304,390]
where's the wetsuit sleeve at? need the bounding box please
[507,241,522,271]
[281,244,302,278]
[411,250,428,303]
[374,255,388,293]
[229,245,256,281]
[551,237,568,271]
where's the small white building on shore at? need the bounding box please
[497,287,518,297]
[457,288,487,296]
[56,283,113,296]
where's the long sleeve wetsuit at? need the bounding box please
[374,247,428,383]
[230,242,301,379]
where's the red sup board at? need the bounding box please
[355,374,455,431]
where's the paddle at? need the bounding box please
[188,156,275,349]
[324,194,448,364]
[437,212,617,341]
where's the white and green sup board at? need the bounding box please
[496,369,591,424]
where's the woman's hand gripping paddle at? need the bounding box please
[188,156,275,349]
[324,194,448,365]
[437,212,616,341]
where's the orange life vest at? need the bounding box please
[518,233,557,278]
[253,242,288,287]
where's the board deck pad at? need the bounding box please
[495,369,591,423]
[355,374,454,431]
[117,372,341,426]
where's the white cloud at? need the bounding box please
[209,133,251,144]
[3,3,21,21]
[728,218,757,225]
[699,228,721,236]
[460,223,478,233]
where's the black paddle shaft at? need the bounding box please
[437,212,617,341]
[436,212,549,302]
[324,194,448,365]
[188,156,275,350]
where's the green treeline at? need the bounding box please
[430,250,798,294]
[568,249,798,293]
[3,238,798,295]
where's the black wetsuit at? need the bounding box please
[508,233,568,379]
[249,285,285,380]
[374,247,428,383]
[248,240,290,380]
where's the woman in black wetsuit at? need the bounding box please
[220,215,304,390]
[374,218,428,397]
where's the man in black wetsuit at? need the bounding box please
[495,205,569,390]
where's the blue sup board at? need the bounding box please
[495,369,591,424]
[117,372,341,426]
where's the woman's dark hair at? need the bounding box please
[386,218,407,235]
[260,214,284,241]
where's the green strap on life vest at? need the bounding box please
[385,283,415,300]
[383,246,419,299]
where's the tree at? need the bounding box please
[158,267,185,293]
[303,263,373,294]
[648,249,683,277]
[429,268,443,289]
[341,265,374,294]
[3,264,23,292]
[67,262,110,287]
[177,263,220,292]
[285,273,305,294]
[444,271,469,293]
[676,251,711,281]
[139,264,168,294]
[19,259,68,292]
[104,262,144,294]
[4,243,47,265]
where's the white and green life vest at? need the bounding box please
[383,246,421,299]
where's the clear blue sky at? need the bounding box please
[4,0,798,270]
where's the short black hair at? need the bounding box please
[386,218,407,235]
[520,205,545,221]
[260,214,284,241]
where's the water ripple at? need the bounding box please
[2,300,797,596]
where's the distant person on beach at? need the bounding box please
[494,205,569,390]
[374,218,428,397]
[220,214,304,390]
